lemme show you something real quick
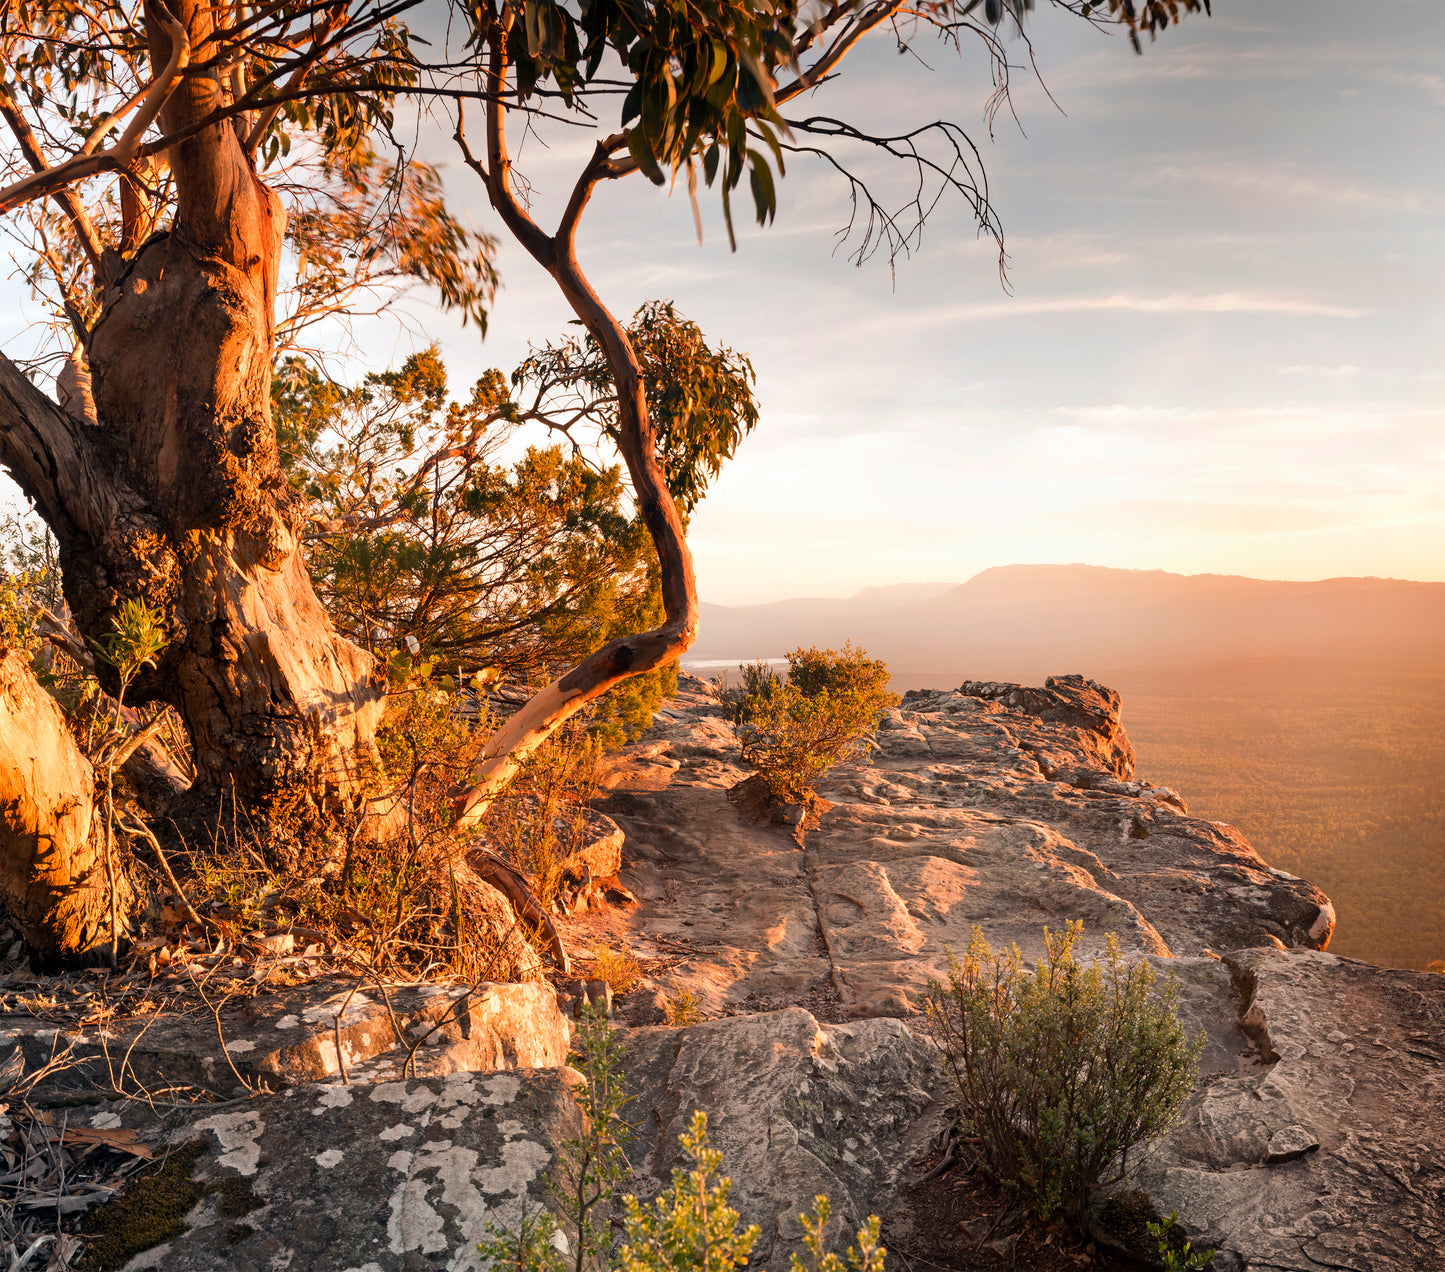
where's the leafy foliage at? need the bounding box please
[663,988,705,1026]
[617,1110,761,1272]
[736,645,898,803]
[277,147,499,352]
[1149,1211,1217,1271]
[920,922,1203,1227]
[90,597,167,692]
[475,1029,886,1272]
[2,2,481,365]
[516,301,758,515]
[277,300,753,744]
[788,1197,885,1272]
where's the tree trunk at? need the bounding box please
[0,0,384,867]
[0,650,129,966]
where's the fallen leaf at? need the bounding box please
[56,1126,153,1158]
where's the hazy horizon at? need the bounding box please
[700,560,1444,608]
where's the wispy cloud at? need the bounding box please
[913,291,1373,326]
[1140,163,1430,214]
[1279,363,1362,377]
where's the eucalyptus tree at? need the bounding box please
[0,0,1204,961]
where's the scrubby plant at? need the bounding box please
[663,989,705,1027]
[789,1196,885,1272]
[717,660,785,723]
[920,922,1203,1228]
[1149,1212,1216,1271]
[557,1006,634,1272]
[617,1111,760,1272]
[484,718,605,909]
[589,945,644,995]
[735,645,898,803]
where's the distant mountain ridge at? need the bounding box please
[694,564,1445,684]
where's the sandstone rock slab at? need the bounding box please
[1130,946,1445,1272]
[620,1007,948,1270]
[122,1068,583,1271]
[0,978,570,1096]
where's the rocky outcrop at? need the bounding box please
[570,673,1440,1271]
[1127,946,1445,1272]
[584,674,1333,1022]
[952,673,1137,780]
[12,672,1439,1272]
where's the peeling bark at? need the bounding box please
[0,650,129,966]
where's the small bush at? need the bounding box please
[1149,1211,1216,1270]
[590,944,643,994]
[736,644,897,803]
[718,660,785,723]
[920,922,1203,1228]
[663,988,705,1026]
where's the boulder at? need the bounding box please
[621,1007,947,1270]
[0,978,570,1095]
[115,1068,584,1270]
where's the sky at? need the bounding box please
[3,0,1441,605]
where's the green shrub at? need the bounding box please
[736,644,897,803]
[617,1110,760,1272]
[663,988,705,1026]
[479,1017,885,1272]
[1148,1211,1216,1270]
[920,922,1203,1228]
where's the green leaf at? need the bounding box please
[628,128,666,185]
[747,151,776,225]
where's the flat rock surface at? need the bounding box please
[1126,946,1445,1272]
[575,674,1333,1022]
[123,1068,583,1271]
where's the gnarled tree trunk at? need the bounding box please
[0,1,384,873]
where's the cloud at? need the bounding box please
[1279,364,1362,377]
[1140,163,1431,215]
[871,291,1373,333]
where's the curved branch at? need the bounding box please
[451,24,699,831]
[775,0,907,106]
[0,86,105,271]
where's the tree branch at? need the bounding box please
[450,25,700,831]
[0,85,105,271]
[0,0,190,219]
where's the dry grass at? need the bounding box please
[588,945,642,994]
[480,720,603,909]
